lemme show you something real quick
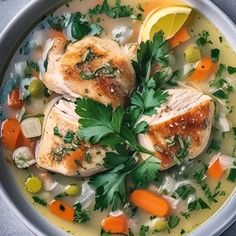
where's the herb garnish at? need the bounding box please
[89,0,142,20]
[188,198,210,211]
[227,168,236,182]
[196,31,212,46]
[139,225,149,236]
[32,196,47,206]
[227,66,236,74]
[24,61,40,78]
[211,48,220,62]
[168,215,180,229]
[73,202,90,224]
[174,185,196,200]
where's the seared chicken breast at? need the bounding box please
[138,88,214,169]
[42,36,136,107]
[36,98,106,177]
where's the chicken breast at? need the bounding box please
[42,36,136,107]
[138,88,214,169]
[36,97,106,177]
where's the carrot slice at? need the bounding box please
[102,213,129,234]
[188,57,217,82]
[1,119,22,150]
[49,200,74,222]
[48,30,66,40]
[207,157,225,180]
[130,190,170,217]
[169,27,190,49]
[8,89,23,110]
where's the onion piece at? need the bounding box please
[77,182,95,208]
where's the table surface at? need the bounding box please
[0,0,236,235]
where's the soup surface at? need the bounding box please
[1,0,236,235]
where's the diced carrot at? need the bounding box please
[102,213,129,234]
[1,119,34,150]
[65,149,85,169]
[207,157,225,180]
[48,30,66,40]
[169,28,190,49]
[1,119,22,150]
[49,200,74,222]
[188,57,217,82]
[130,190,170,217]
[8,89,23,110]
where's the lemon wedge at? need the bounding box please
[140,6,192,42]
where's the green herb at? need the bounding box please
[89,160,136,211]
[181,212,190,219]
[24,61,40,78]
[53,127,62,137]
[131,156,160,188]
[165,136,176,147]
[84,153,92,163]
[208,139,221,152]
[103,152,130,169]
[167,70,182,86]
[63,131,75,144]
[19,41,30,55]
[227,66,236,74]
[73,202,90,224]
[212,89,228,99]
[90,23,103,36]
[174,185,196,200]
[47,15,65,31]
[180,229,186,235]
[227,169,236,182]
[188,198,210,211]
[219,36,223,43]
[134,121,148,134]
[232,127,236,140]
[210,64,234,98]
[196,31,212,46]
[139,225,149,236]
[75,98,151,154]
[211,48,220,62]
[32,196,47,206]
[168,215,180,229]
[89,0,141,19]
[192,161,207,184]
[51,146,75,161]
[172,136,191,166]
[55,192,68,198]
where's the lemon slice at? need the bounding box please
[140,6,192,42]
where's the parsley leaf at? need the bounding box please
[32,196,47,206]
[131,156,160,188]
[168,215,180,229]
[211,48,220,62]
[174,185,196,200]
[228,66,236,74]
[103,152,129,169]
[196,31,212,46]
[73,202,90,224]
[227,169,236,182]
[139,225,149,236]
[89,0,141,19]
[75,98,152,154]
[188,198,210,212]
[89,160,136,211]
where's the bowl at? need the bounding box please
[0,0,236,235]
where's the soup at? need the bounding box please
[1,0,236,235]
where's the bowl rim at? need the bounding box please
[0,0,236,236]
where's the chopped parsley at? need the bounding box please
[53,127,62,137]
[84,153,92,163]
[47,15,65,31]
[63,131,75,144]
[196,31,212,46]
[139,225,149,236]
[88,0,142,20]
[208,138,221,152]
[24,61,40,78]
[211,48,220,62]
[32,196,47,206]
[227,169,236,182]
[168,215,180,229]
[73,202,90,224]
[174,185,196,200]
[227,66,236,74]
[188,198,210,211]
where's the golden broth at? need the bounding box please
[2,0,236,235]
